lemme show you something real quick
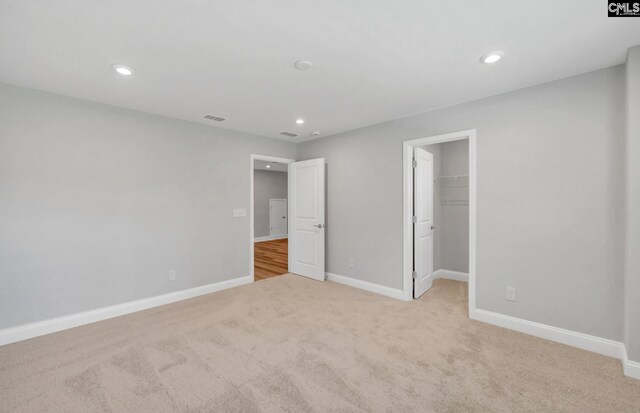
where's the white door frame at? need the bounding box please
[269,198,287,237]
[402,130,477,317]
[250,154,295,282]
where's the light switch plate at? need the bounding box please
[233,208,247,217]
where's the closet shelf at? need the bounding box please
[436,175,469,188]
[440,200,469,206]
[435,174,469,206]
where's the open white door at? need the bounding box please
[413,147,435,298]
[289,158,325,281]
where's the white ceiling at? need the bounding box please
[254,160,288,172]
[1,1,639,142]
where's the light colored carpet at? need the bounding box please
[1,275,639,412]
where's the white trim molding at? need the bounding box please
[0,275,252,347]
[471,309,625,360]
[327,270,640,379]
[254,235,288,243]
[623,348,640,380]
[249,154,295,282]
[434,269,469,282]
[326,272,404,301]
[472,309,640,379]
[402,130,477,307]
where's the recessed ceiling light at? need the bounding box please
[294,60,312,71]
[266,165,271,168]
[112,64,134,76]
[296,119,305,125]
[312,131,321,137]
[480,51,503,64]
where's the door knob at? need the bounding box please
[431,225,436,230]
[313,224,325,229]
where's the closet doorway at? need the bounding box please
[402,130,477,314]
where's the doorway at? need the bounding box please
[250,155,327,283]
[251,155,294,281]
[402,130,477,316]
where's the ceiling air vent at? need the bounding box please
[204,114,226,122]
[280,131,298,137]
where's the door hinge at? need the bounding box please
[412,160,417,168]
[412,271,417,279]
[412,216,417,223]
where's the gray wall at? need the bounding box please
[625,46,640,362]
[253,170,287,238]
[298,65,625,342]
[0,82,296,329]
[0,63,632,356]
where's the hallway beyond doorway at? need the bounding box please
[254,238,288,281]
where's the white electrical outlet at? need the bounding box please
[506,287,516,302]
[168,270,176,281]
[349,258,355,269]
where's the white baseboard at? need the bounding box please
[329,272,636,379]
[0,275,253,347]
[3,270,638,381]
[622,348,640,380]
[472,308,640,380]
[326,272,404,301]
[471,308,625,360]
[254,235,288,243]
[434,269,469,282]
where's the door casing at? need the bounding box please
[402,130,477,316]
[250,154,295,282]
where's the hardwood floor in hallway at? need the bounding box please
[254,238,288,281]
